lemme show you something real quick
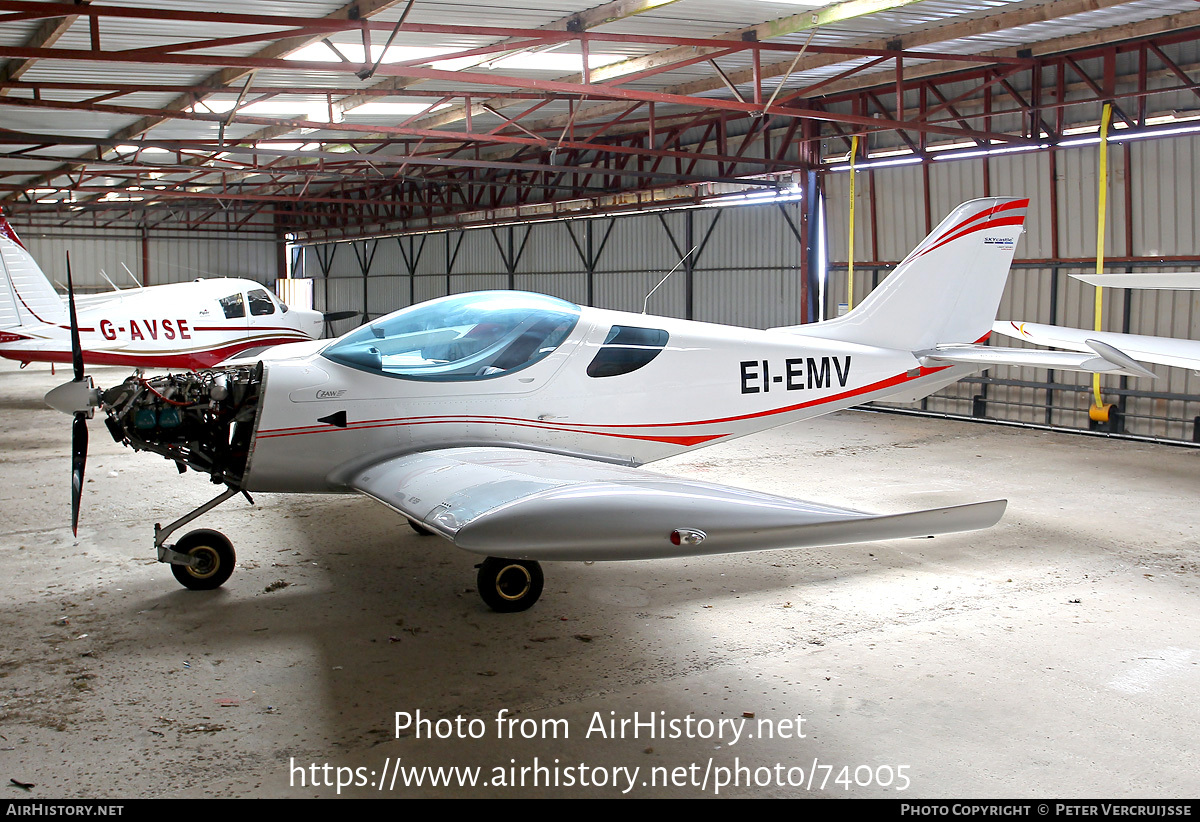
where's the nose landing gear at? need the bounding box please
[154,485,248,591]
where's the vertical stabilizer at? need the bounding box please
[776,197,1028,351]
[0,210,68,330]
[0,208,26,249]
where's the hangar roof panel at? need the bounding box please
[1,0,1197,235]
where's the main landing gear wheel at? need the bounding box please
[476,557,543,613]
[408,519,433,536]
[170,529,236,591]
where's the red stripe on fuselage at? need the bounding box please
[255,358,969,446]
[0,335,310,369]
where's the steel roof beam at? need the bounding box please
[4,0,411,202]
[476,0,1143,141]
[0,0,89,92]
[0,46,1037,147]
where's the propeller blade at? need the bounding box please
[66,252,83,383]
[71,411,88,536]
[323,310,359,323]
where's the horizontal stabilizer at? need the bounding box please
[352,448,1006,562]
[918,342,1156,378]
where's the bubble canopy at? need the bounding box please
[321,291,581,380]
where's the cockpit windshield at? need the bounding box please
[321,291,581,380]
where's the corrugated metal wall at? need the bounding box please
[17,229,277,294]
[290,132,1200,444]
[301,201,812,328]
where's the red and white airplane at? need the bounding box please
[47,197,1155,612]
[0,210,324,370]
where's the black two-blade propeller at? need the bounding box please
[68,254,87,536]
[43,252,96,536]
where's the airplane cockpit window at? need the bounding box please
[220,292,245,319]
[586,325,669,377]
[322,291,580,380]
[247,288,276,316]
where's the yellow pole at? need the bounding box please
[847,135,858,311]
[1092,103,1112,412]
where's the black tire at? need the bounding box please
[408,519,433,536]
[476,557,543,612]
[170,529,236,590]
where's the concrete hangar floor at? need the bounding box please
[1,357,1197,799]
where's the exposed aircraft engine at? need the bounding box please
[101,363,263,487]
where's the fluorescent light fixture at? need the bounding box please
[1057,135,1100,147]
[933,143,1049,161]
[1112,122,1200,142]
[828,156,922,172]
[701,186,805,207]
[1057,121,1200,147]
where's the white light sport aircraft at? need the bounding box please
[0,210,326,369]
[46,197,1154,612]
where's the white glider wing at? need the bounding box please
[918,341,1156,378]
[993,320,1200,372]
[1070,272,1200,290]
[350,447,1006,561]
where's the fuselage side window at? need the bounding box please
[586,325,669,378]
[220,292,245,319]
[248,289,276,316]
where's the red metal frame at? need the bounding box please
[0,1,1197,237]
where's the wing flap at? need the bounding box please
[351,448,1006,561]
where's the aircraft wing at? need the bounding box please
[993,320,1200,372]
[350,447,1006,561]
